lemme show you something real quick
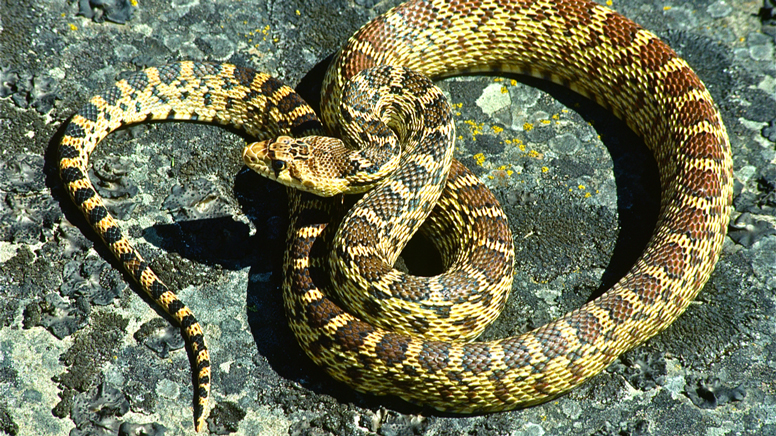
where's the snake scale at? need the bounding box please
[59,0,733,431]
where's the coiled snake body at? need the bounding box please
[59,0,733,431]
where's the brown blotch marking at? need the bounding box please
[343,20,385,80]
[566,311,602,345]
[534,324,568,362]
[307,334,332,358]
[470,244,508,285]
[595,292,634,325]
[397,0,436,32]
[661,66,705,98]
[259,75,284,98]
[502,0,536,15]
[679,166,722,201]
[436,270,477,304]
[127,71,149,94]
[674,98,718,128]
[305,297,345,329]
[462,342,492,376]
[528,9,547,23]
[156,63,182,85]
[457,182,498,210]
[194,61,222,77]
[556,0,595,34]
[502,338,533,370]
[564,344,586,365]
[334,319,375,353]
[353,254,391,283]
[289,232,315,260]
[231,65,257,89]
[681,131,727,161]
[277,93,307,115]
[368,186,404,222]
[450,313,478,333]
[418,341,450,373]
[644,241,686,280]
[375,333,410,366]
[667,205,711,241]
[388,276,431,304]
[639,37,676,72]
[341,215,380,247]
[651,127,676,170]
[602,10,641,48]
[100,85,124,106]
[601,328,619,347]
[447,0,475,18]
[622,272,663,306]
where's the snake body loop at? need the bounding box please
[286,0,733,413]
[59,0,733,430]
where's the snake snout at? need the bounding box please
[242,140,270,166]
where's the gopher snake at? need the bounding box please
[59,0,733,431]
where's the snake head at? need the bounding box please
[242,135,350,197]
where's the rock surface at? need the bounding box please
[1,0,775,435]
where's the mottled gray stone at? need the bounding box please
[0,0,774,435]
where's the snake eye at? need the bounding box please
[271,160,287,173]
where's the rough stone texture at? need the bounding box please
[1,0,775,435]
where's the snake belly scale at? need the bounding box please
[58,0,733,431]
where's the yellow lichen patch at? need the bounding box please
[663,6,671,11]
[245,24,272,46]
[523,122,533,131]
[574,185,594,198]
[540,119,551,125]
[504,138,526,151]
[541,166,549,173]
[510,79,518,86]
[492,125,504,134]
[526,149,543,159]
[501,86,508,94]
[68,23,78,31]
[464,119,485,140]
[473,153,486,166]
